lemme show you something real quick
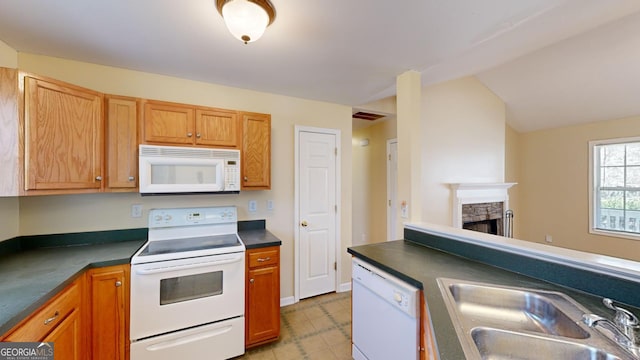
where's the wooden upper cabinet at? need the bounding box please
[24,75,104,193]
[241,112,271,190]
[195,108,240,148]
[143,100,241,149]
[143,101,194,145]
[106,96,138,191]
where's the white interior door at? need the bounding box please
[387,139,398,241]
[298,130,337,299]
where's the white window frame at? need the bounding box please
[589,136,640,241]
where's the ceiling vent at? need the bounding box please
[352,111,385,121]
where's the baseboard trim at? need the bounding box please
[280,296,295,307]
[338,281,351,292]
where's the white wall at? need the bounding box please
[420,76,506,225]
[13,53,353,298]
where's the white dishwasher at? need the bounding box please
[352,258,419,360]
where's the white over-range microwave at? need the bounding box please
[139,145,240,195]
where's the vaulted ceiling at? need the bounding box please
[1,0,639,132]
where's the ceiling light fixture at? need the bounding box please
[216,0,276,44]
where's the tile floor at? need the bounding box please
[235,291,352,360]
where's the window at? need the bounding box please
[590,138,640,239]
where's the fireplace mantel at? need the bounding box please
[449,182,517,231]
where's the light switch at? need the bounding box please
[267,200,274,211]
[248,200,257,212]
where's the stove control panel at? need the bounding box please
[149,206,237,228]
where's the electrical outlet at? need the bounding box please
[545,234,553,243]
[131,204,143,218]
[248,200,257,212]
[267,200,274,211]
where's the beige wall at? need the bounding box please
[0,40,19,241]
[14,53,353,298]
[0,39,17,68]
[505,125,522,238]
[516,115,640,261]
[0,197,19,240]
[420,77,506,225]
[352,118,397,245]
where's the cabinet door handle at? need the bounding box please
[249,278,254,284]
[96,176,102,181]
[44,311,59,325]
[128,176,135,181]
[301,221,308,227]
[257,257,271,262]
[187,132,193,137]
[196,133,201,138]
[115,281,122,287]
[244,176,248,182]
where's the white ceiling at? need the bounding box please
[0,0,639,132]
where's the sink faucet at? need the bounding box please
[582,298,640,355]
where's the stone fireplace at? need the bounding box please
[449,183,516,236]
[462,202,504,235]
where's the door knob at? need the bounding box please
[301,221,308,227]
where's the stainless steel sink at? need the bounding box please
[472,327,627,360]
[446,279,589,338]
[437,278,636,359]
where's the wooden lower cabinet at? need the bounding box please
[1,265,130,360]
[1,276,85,360]
[88,264,130,360]
[43,307,83,360]
[421,292,438,360]
[245,246,280,347]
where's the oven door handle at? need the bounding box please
[145,324,233,351]
[134,255,243,275]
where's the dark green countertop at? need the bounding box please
[0,239,145,336]
[238,229,282,249]
[348,239,620,360]
[238,220,282,249]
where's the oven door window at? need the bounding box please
[160,271,223,305]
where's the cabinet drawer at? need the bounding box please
[5,280,81,341]
[248,248,279,268]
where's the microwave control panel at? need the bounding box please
[225,160,240,191]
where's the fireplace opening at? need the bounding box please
[463,219,499,235]
[462,202,504,236]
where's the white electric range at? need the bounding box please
[130,206,245,360]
